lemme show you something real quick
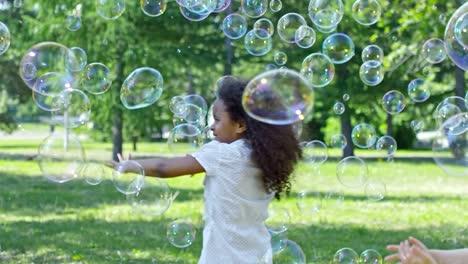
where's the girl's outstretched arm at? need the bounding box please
[108,154,205,178]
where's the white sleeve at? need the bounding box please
[190,140,224,177]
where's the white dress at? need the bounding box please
[191,139,274,264]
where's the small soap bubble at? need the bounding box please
[166,219,196,248]
[333,102,345,115]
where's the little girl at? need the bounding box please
[115,77,302,263]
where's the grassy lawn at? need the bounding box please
[0,138,467,263]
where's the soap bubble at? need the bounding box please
[365,178,387,201]
[265,63,277,71]
[19,42,79,91]
[167,219,196,248]
[269,0,282,12]
[351,123,377,148]
[121,67,163,109]
[308,0,344,30]
[330,133,347,149]
[66,15,81,31]
[334,102,345,115]
[362,45,384,63]
[51,88,91,128]
[81,162,105,186]
[432,113,468,177]
[301,53,335,88]
[444,2,468,70]
[408,78,430,102]
[375,135,397,157]
[140,0,167,17]
[351,0,382,26]
[303,140,328,165]
[360,60,384,86]
[265,206,290,234]
[410,120,425,133]
[269,229,287,255]
[272,240,306,264]
[343,94,350,101]
[179,4,212,22]
[223,14,247,40]
[333,247,359,264]
[296,189,322,215]
[241,0,267,18]
[168,123,204,154]
[322,33,355,64]
[360,249,383,264]
[242,69,314,125]
[315,23,337,34]
[382,90,406,115]
[253,18,274,37]
[170,95,187,117]
[422,38,446,64]
[294,25,316,49]
[336,156,368,188]
[96,0,126,20]
[38,133,85,183]
[454,12,467,48]
[244,29,272,56]
[111,160,145,195]
[69,47,87,72]
[277,13,307,43]
[127,177,174,216]
[81,63,112,95]
[32,72,74,111]
[433,96,466,127]
[274,51,287,66]
[183,94,208,123]
[213,0,230,12]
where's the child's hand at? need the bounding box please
[105,153,132,170]
[385,237,438,264]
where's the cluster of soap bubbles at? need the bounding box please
[360,45,384,86]
[168,93,209,154]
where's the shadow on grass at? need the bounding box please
[0,217,465,263]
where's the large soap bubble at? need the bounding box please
[308,0,344,30]
[422,38,446,64]
[51,88,91,128]
[408,78,430,102]
[351,123,377,148]
[351,0,382,26]
[333,247,359,264]
[244,29,272,56]
[140,0,167,17]
[222,13,247,40]
[37,133,85,183]
[127,177,175,216]
[96,0,126,20]
[120,67,163,109]
[19,42,79,91]
[301,53,335,88]
[382,90,406,115]
[359,60,384,86]
[362,45,384,63]
[111,160,145,195]
[433,96,467,127]
[81,63,112,94]
[167,219,197,248]
[322,33,355,64]
[444,2,468,70]
[336,156,368,188]
[0,21,11,55]
[241,0,267,18]
[432,113,467,177]
[32,72,74,111]
[277,13,307,43]
[295,25,316,49]
[242,69,314,125]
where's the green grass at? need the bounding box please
[0,140,467,263]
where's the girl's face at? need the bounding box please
[210,99,246,144]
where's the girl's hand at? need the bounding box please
[385,237,438,264]
[105,153,132,170]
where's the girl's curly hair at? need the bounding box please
[216,77,302,199]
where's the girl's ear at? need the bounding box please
[236,119,247,134]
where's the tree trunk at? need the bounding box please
[223,4,234,76]
[132,136,138,151]
[454,67,465,99]
[187,68,194,94]
[340,107,354,158]
[112,42,125,161]
[386,112,393,136]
